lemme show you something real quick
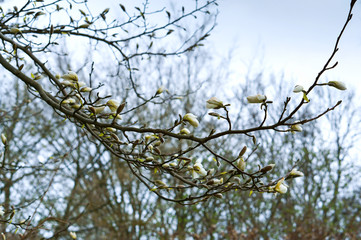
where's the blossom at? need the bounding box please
[61,71,78,81]
[106,99,120,113]
[69,232,77,239]
[274,178,288,194]
[293,85,304,93]
[327,81,347,90]
[180,128,191,135]
[190,160,207,179]
[183,113,199,127]
[206,97,224,109]
[246,94,267,103]
[1,134,6,145]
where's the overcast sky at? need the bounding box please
[3,0,360,99]
[212,0,361,100]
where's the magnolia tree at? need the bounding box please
[0,0,357,232]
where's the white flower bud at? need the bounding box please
[105,127,116,132]
[62,98,76,104]
[183,113,199,127]
[206,97,224,109]
[293,85,304,93]
[1,134,6,145]
[73,81,86,89]
[290,124,302,133]
[61,80,75,87]
[145,156,154,162]
[236,157,246,171]
[80,87,92,92]
[289,169,304,178]
[69,232,77,239]
[212,178,223,185]
[89,106,105,114]
[61,71,78,81]
[327,81,347,90]
[193,160,207,177]
[156,86,165,95]
[180,128,191,135]
[275,178,288,194]
[0,206,4,216]
[246,94,267,103]
[106,99,120,113]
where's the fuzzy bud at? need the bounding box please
[183,113,199,128]
[260,164,275,173]
[1,134,6,145]
[327,81,347,90]
[206,97,224,109]
[247,94,267,103]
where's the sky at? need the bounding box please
[212,0,361,100]
[2,0,360,98]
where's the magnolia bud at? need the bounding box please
[61,71,78,81]
[238,146,247,157]
[206,97,224,109]
[89,106,105,115]
[286,169,304,179]
[290,124,302,133]
[155,180,167,187]
[80,87,92,92]
[183,113,199,127]
[214,193,223,199]
[180,128,191,135]
[162,163,170,168]
[275,178,288,194]
[106,99,120,113]
[156,86,165,95]
[1,134,6,145]
[69,232,77,239]
[236,157,246,171]
[327,81,347,90]
[260,164,275,173]
[293,85,304,93]
[247,94,267,103]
